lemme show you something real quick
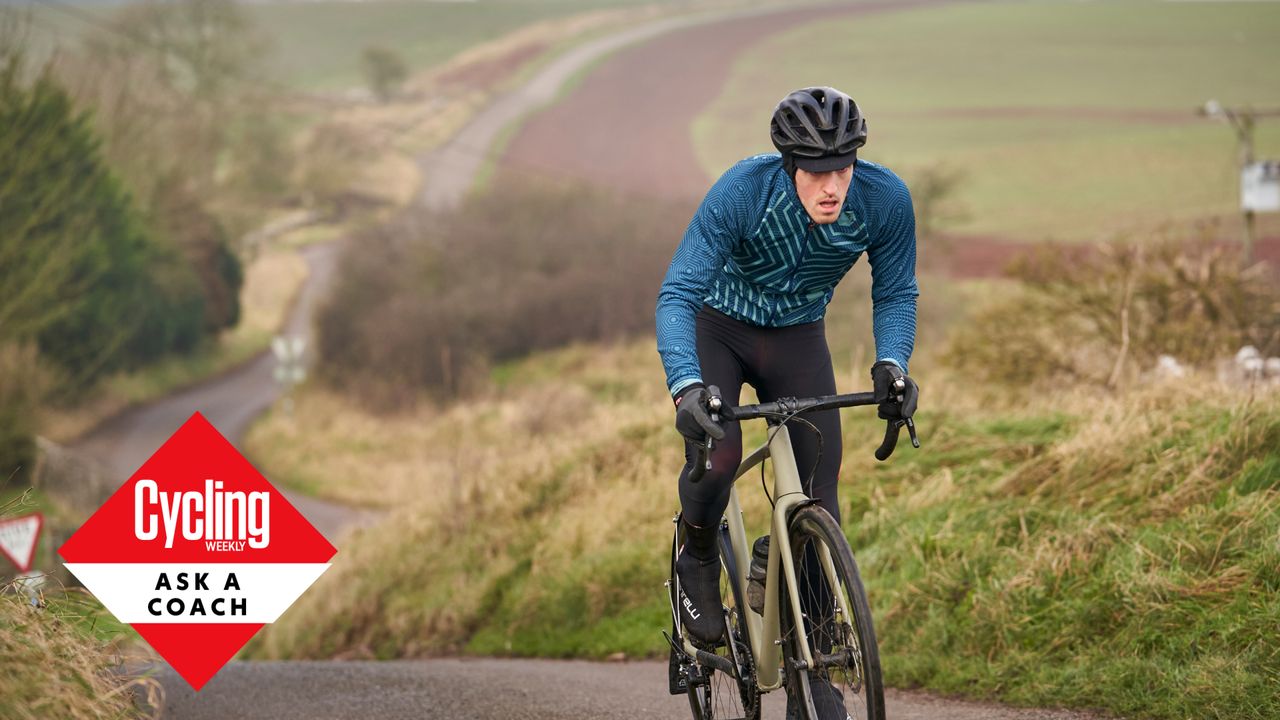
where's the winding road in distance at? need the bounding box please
[68,2,1110,717]
[70,241,379,541]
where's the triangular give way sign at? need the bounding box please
[0,512,42,573]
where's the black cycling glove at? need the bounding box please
[871,361,919,421]
[674,383,726,444]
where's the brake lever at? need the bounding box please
[704,386,723,473]
[874,420,902,461]
[688,386,723,482]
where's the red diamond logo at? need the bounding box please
[59,412,336,690]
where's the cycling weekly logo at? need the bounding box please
[59,412,336,690]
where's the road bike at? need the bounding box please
[665,384,919,720]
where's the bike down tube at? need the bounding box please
[761,424,816,679]
[726,436,769,650]
[721,484,762,675]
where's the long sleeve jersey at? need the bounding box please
[656,153,919,397]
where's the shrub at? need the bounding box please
[0,344,45,484]
[316,179,689,407]
[0,51,206,390]
[361,45,409,102]
[948,235,1280,387]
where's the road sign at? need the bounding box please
[271,335,308,386]
[0,512,43,573]
[59,413,336,691]
[1242,160,1280,212]
[271,335,305,364]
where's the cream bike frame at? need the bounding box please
[668,384,915,717]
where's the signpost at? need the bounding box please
[1200,101,1280,264]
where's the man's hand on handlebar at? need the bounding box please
[675,374,922,471]
[674,383,726,444]
[870,360,919,421]
[871,361,921,460]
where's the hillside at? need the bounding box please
[245,331,1280,718]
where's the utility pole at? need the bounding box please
[1200,101,1280,265]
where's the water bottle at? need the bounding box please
[746,535,769,614]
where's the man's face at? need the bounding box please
[794,165,853,224]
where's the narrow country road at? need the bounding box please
[153,659,1100,720]
[69,242,379,541]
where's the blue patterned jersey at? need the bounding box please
[656,153,918,396]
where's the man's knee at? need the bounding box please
[681,443,741,488]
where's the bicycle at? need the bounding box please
[665,383,920,720]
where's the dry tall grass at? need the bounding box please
[248,339,681,658]
[951,235,1280,387]
[1,493,156,718]
[0,588,157,720]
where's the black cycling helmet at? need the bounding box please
[770,86,867,176]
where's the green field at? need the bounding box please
[694,0,1280,240]
[245,0,651,90]
[20,0,666,91]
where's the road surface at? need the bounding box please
[155,659,1101,720]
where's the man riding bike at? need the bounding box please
[655,86,920,719]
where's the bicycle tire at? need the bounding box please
[677,524,760,720]
[781,505,885,720]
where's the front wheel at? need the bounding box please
[782,505,885,720]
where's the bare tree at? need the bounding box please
[361,45,408,102]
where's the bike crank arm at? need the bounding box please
[694,648,736,676]
[666,628,737,677]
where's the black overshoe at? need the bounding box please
[675,550,725,647]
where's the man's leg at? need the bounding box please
[752,319,842,522]
[674,308,745,646]
[753,320,849,720]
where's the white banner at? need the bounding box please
[64,563,330,624]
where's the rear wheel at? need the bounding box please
[682,523,759,720]
[781,505,884,720]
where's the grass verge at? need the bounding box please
[247,329,1278,717]
[1,491,153,719]
[853,381,1280,719]
[0,581,156,720]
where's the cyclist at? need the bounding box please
[656,86,920,717]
